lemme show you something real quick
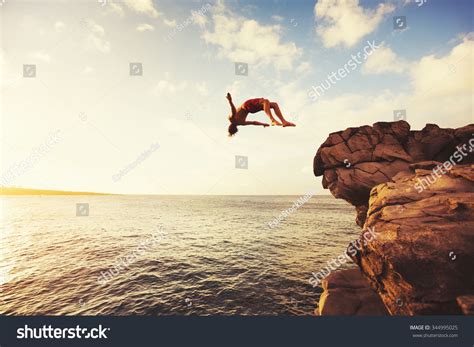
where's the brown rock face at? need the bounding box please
[354,164,474,315]
[314,121,474,226]
[456,295,474,315]
[314,121,474,315]
[315,268,389,316]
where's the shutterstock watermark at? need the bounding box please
[267,192,314,229]
[17,325,109,339]
[414,135,474,193]
[1,130,62,187]
[164,3,211,43]
[97,226,166,285]
[309,227,377,287]
[112,142,159,182]
[308,40,381,101]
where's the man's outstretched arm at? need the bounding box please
[226,93,237,116]
[243,121,269,127]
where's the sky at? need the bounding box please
[0,0,472,195]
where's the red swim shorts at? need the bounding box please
[242,98,264,113]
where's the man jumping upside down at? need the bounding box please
[226,93,296,136]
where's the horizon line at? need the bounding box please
[0,186,332,197]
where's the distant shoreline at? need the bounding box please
[0,187,111,196]
[0,187,333,197]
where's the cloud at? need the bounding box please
[296,61,312,74]
[410,34,473,98]
[363,34,473,93]
[0,51,20,88]
[151,79,210,97]
[136,23,155,32]
[123,0,160,18]
[0,51,9,87]
[272,15,284,22]
[363,45,408,74]
[54,21,65,32]
[30,51,52,63]
[276,82,312,119]
[191,10,208,28]
[82,66,94,74]
[163,19,177,28]
[109,2,125,17]
[195,82,209,96]
[402,0,420,6]
[84,20,110,53]
[314,0,395,48]
[300,34,474,132]
[202,4,302,71]
[152,80,188,94]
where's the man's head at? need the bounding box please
[228,123,238,137]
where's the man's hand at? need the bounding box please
[226,92,232,101]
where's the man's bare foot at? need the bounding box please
[271,120,282,126]
[282,121,296,127]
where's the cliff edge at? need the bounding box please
[314,121,474,226]
[314,121,474,315]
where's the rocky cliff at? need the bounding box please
[314,121,474,226]
[314,121,474,315]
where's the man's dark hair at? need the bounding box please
[228,123,238,137]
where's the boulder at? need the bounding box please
[315,268,388,315]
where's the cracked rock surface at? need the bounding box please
[314,121,474,226]
[353,164,474,315]
[314,121,474,315]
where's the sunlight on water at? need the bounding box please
[0,195,359,315]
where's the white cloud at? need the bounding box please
[363,34,473,86]
[272,15,284,22]
[0,51,19,88]
[225,80,247,99]
[363,45,408,74]
[300,34,474,132]
[276,82,311,119]
[136,23,155,32]
[314,0,395,48]
[296,61,312,74]
[152,80,188,94]
[30,51,52,63]
[109,2,125,17]
[0,51,8,87]
[191,11,208,28]
[163,19,177,28]
[202,4,302,71]
[301,87,469,138]
[54,21,65,32]
[82,66,94,74]
[123,0,160,18]
[151,79,210,97]
[84,20,110,53]
[410,35,473,98]
[195,82,209,96]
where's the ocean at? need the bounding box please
[0,195,360,315]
